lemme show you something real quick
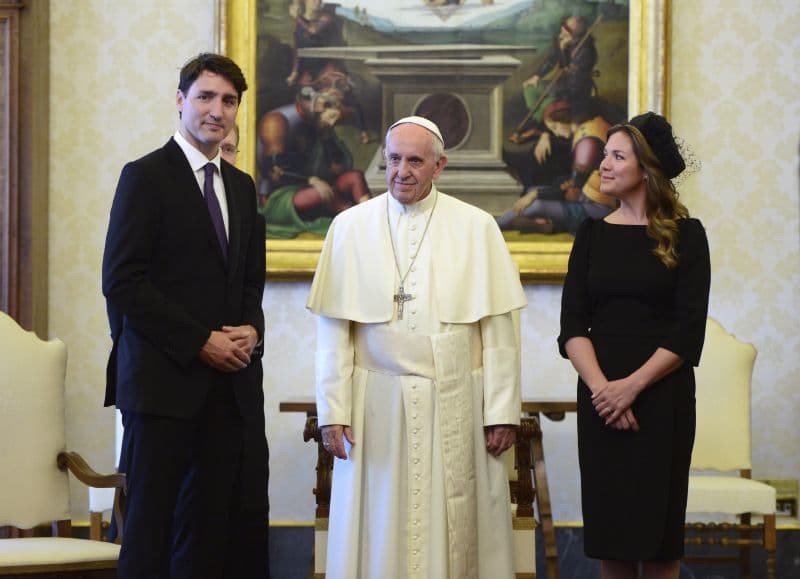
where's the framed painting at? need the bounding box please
[219,0,671,281]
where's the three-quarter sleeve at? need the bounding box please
[558,218,594,358]
[659,218,711,366]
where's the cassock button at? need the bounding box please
[413,549,419,555]
[413,443,419,450]
[413,459,420,464]
[411,239,418,245]
[410,224,417,231]
[413,489,420,495]
[411,323,417,330]
[413,504,419,509]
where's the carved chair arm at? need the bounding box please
[56,451,125,489]
[57,451,126,545]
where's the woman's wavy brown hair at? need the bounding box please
[607,124,689,268]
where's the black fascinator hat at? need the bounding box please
[629,112,686,179]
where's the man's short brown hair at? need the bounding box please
[178,53,248,101]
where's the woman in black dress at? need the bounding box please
[558,112,710,579]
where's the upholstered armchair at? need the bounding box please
[684,317,777,578]
[0,311,125,576]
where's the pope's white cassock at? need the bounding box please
[307,185,527,579]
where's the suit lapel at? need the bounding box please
[221,162,241,275]
[163,138,230,269]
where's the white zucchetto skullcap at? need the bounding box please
[388,116,444,145]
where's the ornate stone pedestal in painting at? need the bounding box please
[298,45,531,215]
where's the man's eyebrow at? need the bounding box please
[197,89,238,100]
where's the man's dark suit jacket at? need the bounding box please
[102,138,266,421]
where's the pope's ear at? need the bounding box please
[433,154,448,178]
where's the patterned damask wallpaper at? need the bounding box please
[49,0,798,522]
[48,0,220,518]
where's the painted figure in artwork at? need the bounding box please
[498,100,615,234]
[519,14,599,125]
[286,0,370,144]
[257,79,371,239]
[502,13,616,232]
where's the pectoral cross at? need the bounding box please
[393,284,415,320]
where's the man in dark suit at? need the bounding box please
[102,53,268,578]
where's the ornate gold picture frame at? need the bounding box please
[219,0,670,282]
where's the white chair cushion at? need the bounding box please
[687,475,776,515]
[0,537,120,565]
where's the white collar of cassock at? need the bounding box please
[387,186,438,218]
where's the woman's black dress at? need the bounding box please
[558,217,710,561]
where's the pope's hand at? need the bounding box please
[321,424,354,460]
[485,424,517,457]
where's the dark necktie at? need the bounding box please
[203,162,228,260]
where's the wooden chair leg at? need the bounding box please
[90,511,104,541]
[303,414,331,578]
[763,513,776,579]
[514,420,534,518]
[527,416,559,579]
[739,512,752,578]
[512,422,536,578]
[52,519,71,537]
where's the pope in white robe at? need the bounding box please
[307,117,527,579]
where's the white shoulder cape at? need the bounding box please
[306,189,527,324]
